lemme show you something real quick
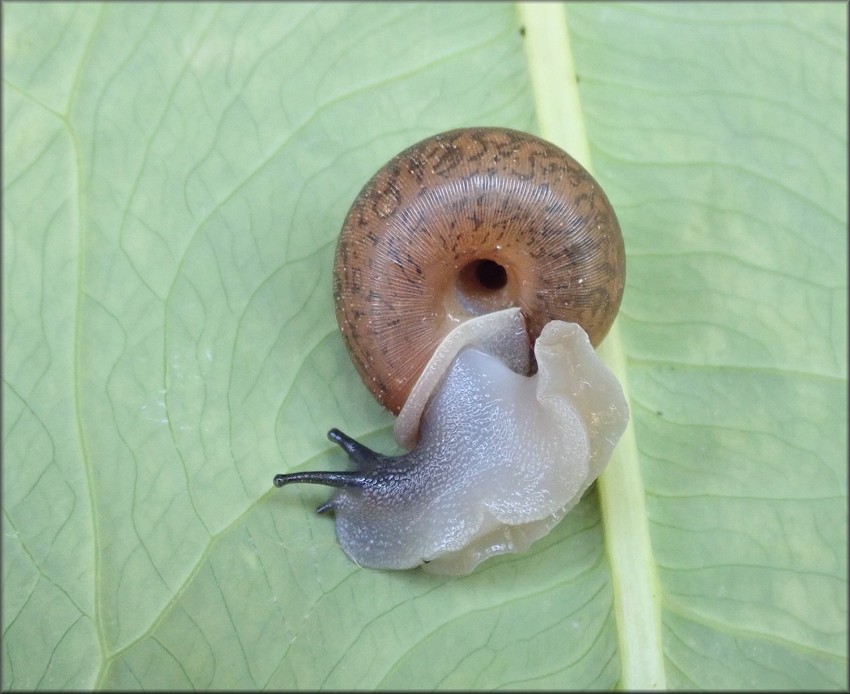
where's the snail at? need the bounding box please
[274,127,629,574]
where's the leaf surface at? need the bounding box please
[2,3,846,690]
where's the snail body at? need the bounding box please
[274,128,629,574]
[334,127,625,413]
[275,308,628,574]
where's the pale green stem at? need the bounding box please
[596,331,667,690]
[517,2,666,688]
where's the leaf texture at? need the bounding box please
[2,3,846,690]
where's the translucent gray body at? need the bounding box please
[274,309,629,574]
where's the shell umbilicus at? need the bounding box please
[274,128,629,574]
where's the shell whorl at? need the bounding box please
[333,127,625,414]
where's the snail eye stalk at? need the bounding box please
[273,428,388,490]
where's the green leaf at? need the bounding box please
[3,2,846,690]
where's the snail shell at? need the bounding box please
[333,127,625,414]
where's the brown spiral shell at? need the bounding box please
[333,127,625,414]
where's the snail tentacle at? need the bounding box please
[273,429,393,491]
[272,471,370,489]
[326,428,392,470]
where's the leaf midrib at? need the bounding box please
[517,2,666,689]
